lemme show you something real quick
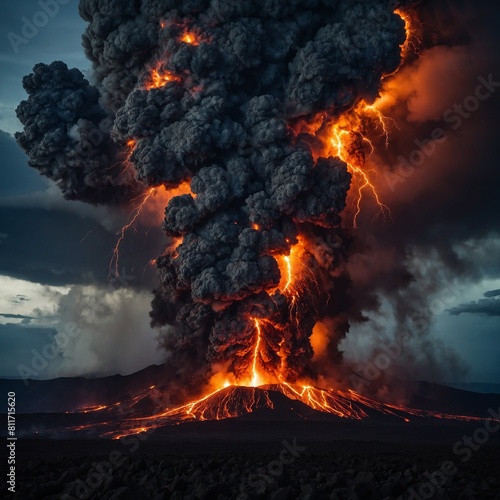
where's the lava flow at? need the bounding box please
[60,383,495,441]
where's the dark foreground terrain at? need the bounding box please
[2,419,500,500]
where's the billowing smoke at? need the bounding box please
[16,62,140,204]
[15,0,422,394]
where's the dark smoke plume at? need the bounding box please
[16,62,140,204]
[16,0,408,393]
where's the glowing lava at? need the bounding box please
[250,319,264,387]
[180,31,200,46]
[100,7,439,439]
[61,383,496,440]
[145,68,180,90]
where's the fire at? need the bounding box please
[287,10,421,230]
[105,7,442,436]
[395,9,422,59]
[180,31,200,46]
[291,96,394,229]
[250,319,264,387]
[282,256,293,292]
[145,68,180,90]
[64,382,495,440]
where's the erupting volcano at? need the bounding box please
[16,0,489,437]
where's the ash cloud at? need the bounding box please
[13,0,406,390]
[15,62,140,205]
[17,0,497,394]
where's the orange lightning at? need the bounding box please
[110,188,156,277]
[329,118,391,229]
[361,102,397,149]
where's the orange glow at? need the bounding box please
[180,31,200,46]
[145,68,180,90]
[80,382,494,439]
[310,321,330,360]
[395,9,421,59]
[250,319,264,387]
[282,256,293,292]
[288,12,422,230]
[326,103,392,229]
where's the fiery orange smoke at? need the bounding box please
[180,31,200,46]
[145,68,181,90]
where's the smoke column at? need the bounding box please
[16,0,412,394]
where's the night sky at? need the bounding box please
[0,0,499,385]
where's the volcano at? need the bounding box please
[98,383,493,440]
[5,366,498,441]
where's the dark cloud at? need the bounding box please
[484,289,500,298]
[0,313,34,320]
[15,62,141,205]
[448,298,500,317]
[0,0,88,134]
[13,0,407,390]
[0,205,162,287]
